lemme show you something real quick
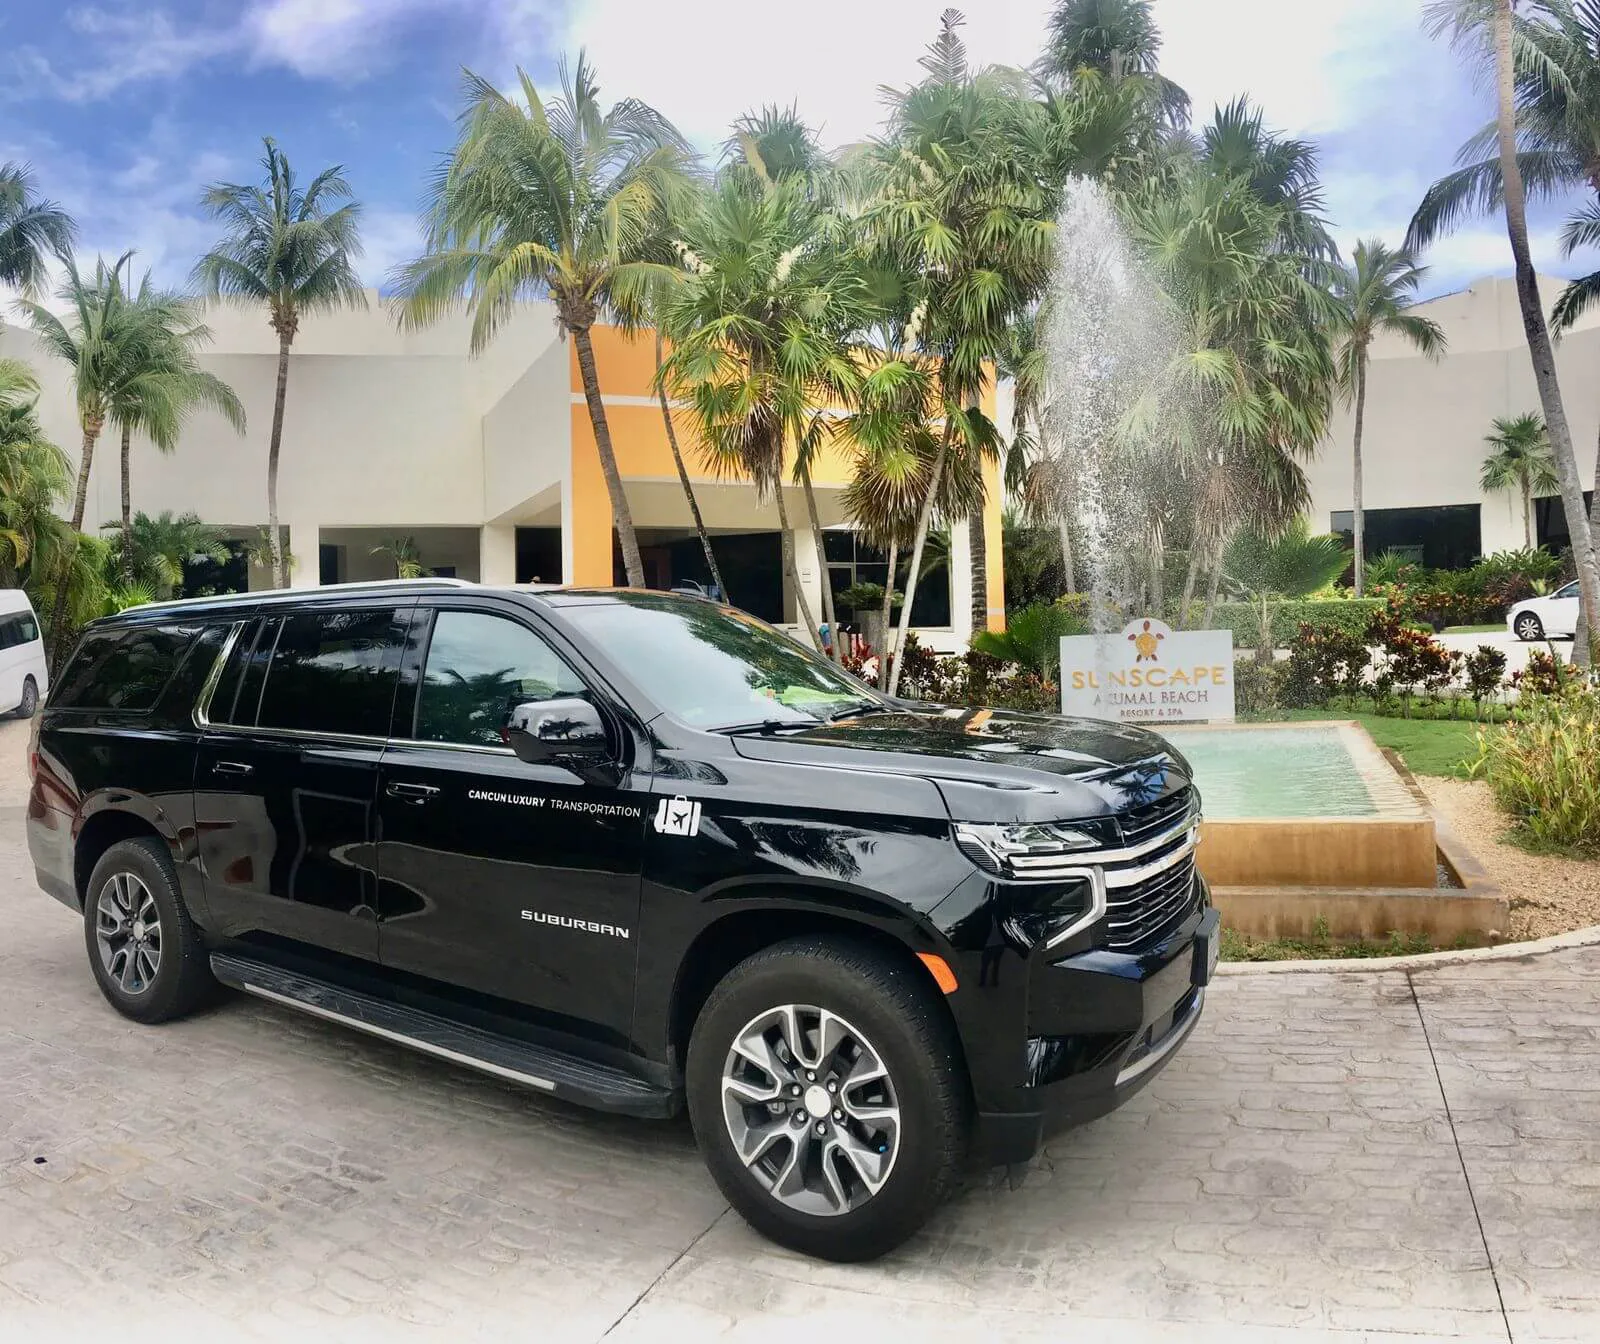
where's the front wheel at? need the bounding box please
[14,676,37,719]
[1513,612,1545,641]
[686,936,969,1262]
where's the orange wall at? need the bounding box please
[569,323,1006,619]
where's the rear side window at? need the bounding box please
[256,607,410,738]
[0,609,40,649]
[52,624,202,711]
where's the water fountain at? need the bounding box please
[1039,180,1506,947]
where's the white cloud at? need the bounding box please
[556,0,1055,151]
[243,0,469,80]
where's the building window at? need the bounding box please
[823,529,951,629]
[1536,492,1595,552]
[1330,505,1481,570]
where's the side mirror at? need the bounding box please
[506,697,611,768]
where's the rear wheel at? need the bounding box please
[83,837,215,1024]
[1514,612,1545,641]
[14,676,37,719]
[686,936,968,1262]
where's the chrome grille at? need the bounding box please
[1118,786,1194,846]
[1105,852,1199,951]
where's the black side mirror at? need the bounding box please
[506,697,611,768]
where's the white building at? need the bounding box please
[1307,273,1600,565]
[0,295,1006,651]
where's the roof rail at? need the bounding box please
[119,576,477,616]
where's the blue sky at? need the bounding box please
[0,0,1590,302]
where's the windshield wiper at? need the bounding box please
[825,700,893,723]
[716,719,810,736]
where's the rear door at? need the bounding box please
[194,601,414,963]
[373,597,649,1043]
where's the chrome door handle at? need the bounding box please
[387,782,440,802]
[212,760,253,776]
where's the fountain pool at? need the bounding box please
[1159,721,1507,944]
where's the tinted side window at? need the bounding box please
[150,624,231,727]
[51,624,202,711]
[257,608,409,738]
[414,611,585,747]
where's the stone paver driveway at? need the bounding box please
[1,808,1595,1342]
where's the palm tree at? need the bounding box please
[651,326,728,602]
[103,510,229,600]
[1113,158,1334,628]
[17,253,160,658]
[107,260,245,583]
[1327,240,1446,596]
[371,535,431,579]
[0,163,75,297]
[1482,412,1560,545]
[193,137,365,588]
[660,175,863,654]
[1422,0,1600,659]
[1037,0,1190,126]
[868,11,1054,693]
[394,59,691,590]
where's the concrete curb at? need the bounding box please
[1218,922,1600,975]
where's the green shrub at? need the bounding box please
[1282,621,1371,706]
[972,600,1087,677]
[1233,655,1285,715]
[1474,688,1600,851]
[1207,598,1384,649]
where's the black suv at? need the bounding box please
[27,581,1217,1261]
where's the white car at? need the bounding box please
[0,589,47,716]
[1508,580,1580,641]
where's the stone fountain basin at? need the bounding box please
[1163,721,1508,945]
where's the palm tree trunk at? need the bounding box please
[968,507,988,634]
[877,539,898,691]
[1521,472,1532,550]
[48,420,100,666]
[267,330,291,588]
[1493,0,1599,665]
[1149,524,1165,617]
[1058,516,1076,596]
[1178,499,1203,627]
[120,423,133,587]
[655,332,727,603]
[572,323,645,589]
[1352,351,1368,597]
[887,423,952,699]
[775,482,822,653]
[801,466,841,663]
[1201,546,1223,629]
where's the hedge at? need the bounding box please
[1204,598,1385,649]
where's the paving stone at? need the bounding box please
[0,774,1594,1341]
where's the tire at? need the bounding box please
[14,676,37,719]
[686,936,969,1262]
[1514,612,1544,641]
[83,837,216,1024]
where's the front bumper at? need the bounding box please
[973,904,1219,1166]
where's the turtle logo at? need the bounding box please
[1128,620,1164,662]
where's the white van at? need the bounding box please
[0,589,48,718]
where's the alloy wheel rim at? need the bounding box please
[720,1004,901,1217]
[1517,616,1540,639]
[95,872,162,996]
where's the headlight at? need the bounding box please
[953,821,1104,877]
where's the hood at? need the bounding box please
[729,706,1191,825]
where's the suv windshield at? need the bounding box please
[561,596,881,730]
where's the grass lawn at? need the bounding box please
[1249,707,1488,778]
[1442,623,1506,635]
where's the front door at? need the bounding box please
[194,603,413,963]
[374,602,648,1045]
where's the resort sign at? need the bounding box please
[1060,617,1235,724]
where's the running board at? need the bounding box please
[210,953,678,1118]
